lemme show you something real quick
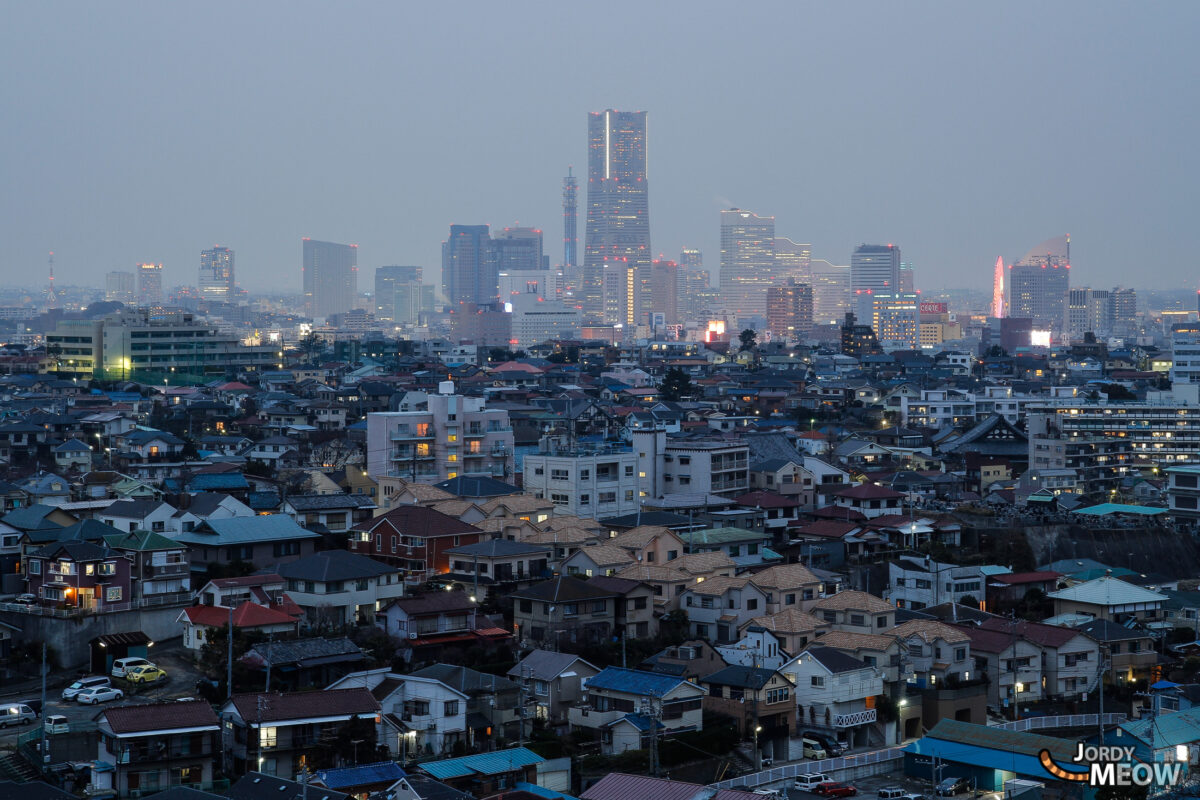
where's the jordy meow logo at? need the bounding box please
[1039,744,1188,788]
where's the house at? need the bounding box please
[178,600,301,652]
[984,570,1063,608]
[242,638,366,691]
[1074,617,1158,685]
[732,490,803,532]
[568,667,706,754]
[53,438,93,471]
[103,530,190,599]
[890,619,974,687]
[99,498,180,535]
[606,525,687,565]
[327,668,469,759]
[953,623,1044,709]
[25,540,132,609]
[97,701,222,798]
[683,527,775,567]
[349,505,482,583]
[587,575,658,639]
[716,626,789,669]
[415,747,543,798]
[830,483,904,520]
[808,630,911,687]
[507,650,601,729]
[885,555,989,610]
[442,539,552,599]
[114,429,185,460]
[680,576,769,643]
[221,688,381,778]
[193,573,287,607]
[380,774,472,800]
[281,494,377,533]
[277,550,405,628]
[313,762,407,798]
[561,543,635,578]
[780,645,883,748]
[640,640,728,683]
[511,576,623,648]
[978,617,1102,701]
[377,591,511,661]
[700,665,796,754]
[748,562,827,613]
[411,664,522,744]
[1046,575,1167,623]
[743,608,831,656]
[174,515,322,573]
[810,590,896,632]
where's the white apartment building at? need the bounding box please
[1171,323,1200,386]
[883,555,989,610]
[1026,393,1200,466]
[508,293,581,349]
[780,646,884,749]
[1166,464,1200,530]
[522,440,640,520]
[901,385,1078,428]
[367,381,515,484]
[632,426,749,499]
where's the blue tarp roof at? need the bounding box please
[1073,503,1167,516]
[586,666,690,698]
[418,747,543,780]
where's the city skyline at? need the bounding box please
[2,3,1198,296]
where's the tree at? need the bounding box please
[959,595,980,610]
[739,329,758,352]
[298,332,326,365]
[658,367,696,401]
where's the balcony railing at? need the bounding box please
[390,431,435,441]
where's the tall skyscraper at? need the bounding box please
[774,238,812,283]
[647,258,679,324]
[583,110,651,327]
[719,209,776,321]
[1067,287,1111,337]
[199,246,235,302]
[105,271,135,303]
[871,293,920,350]
[563,167,578,269]
[302,239,358,319]
[1007,235,1070,331]
[766,279,814,341]
[375,266,423,324]
[137,263,164,305]
[850,244,900,320]
[493,227,547,272]
[1109,287,1137,335]
[810,260,851,325]
[442,225,496,310]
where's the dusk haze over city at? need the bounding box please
[2,4,1200,800]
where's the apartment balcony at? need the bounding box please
[568,705,622,729]
[391,450,435,462]
[390,431,435,442]
[464,429,486,439]
[145,562,187,578]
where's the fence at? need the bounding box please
[710,713,1129,791]
[0,591,190,618]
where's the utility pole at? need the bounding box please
[40,642,48,768]
[265,635,273,691]
[1010,613,1020,721]
[643,696,661,777]
[1097,644,1109,745]
[226,604,234,700]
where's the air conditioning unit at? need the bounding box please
[409,632,419,639]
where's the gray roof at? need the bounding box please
[507,649,599,682]
[1047,576,1167,606]
[227,773,348,800]
[244,637,362,668]
[432,476,520,497]
[2,504,66,532]
[284,494,376,512]
[277,550,397,582]
[103,497,170,518]
[804,645,868,673]
[412,663,518,694]
[175,514,320,546]
[443,539,551,558]
[702,665,778,689]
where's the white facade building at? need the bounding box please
[522,441,640,520]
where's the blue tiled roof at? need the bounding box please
[585,666,690,698]
[175,514,319,546]
[605,713,664,732]
[316,761,405,789]
[418,747,543,780]
[189,473,249,491]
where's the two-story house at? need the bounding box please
[1047,575,1167,624]
[99,498,180,535]
[97,701,222,798]
[681,577,770,643]
[953,622,1044,710]
[221,688,381,778]
[979,617,1101,701]
[327,669,469,761]
[810,590,896,633]
[175,515,321,573]
[507,650,601,730]
[443,539,552,599]
[103,530,189,600]
[281,494,377,533]
[744,608,831,656]
[277,550,405,628]
[411,664,522,746]
[885,556,989,610]
[1074,617,1158,686]
[781,645,883,749]
[511,576,623,648]
[568,666,706,755]
[700,665,796,761]
[415,748,543,797]
[377,591,508,662]
[586,575,658,639]
[349,505,482,585]
[890,619,973,687]
[26,540,132,609]
[749,563,827,613]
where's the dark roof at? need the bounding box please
[103,700,220,734]
[586,575,645,595]
[802,645,868,673]
[1074,618,1149,642]
[511,575,618,603]
[356,504,480,538]
[2,504,66,532]
[103,497,168,518]
[243,637,363,669]
[507,649,599,682]
[314,761,405,789]
[433,475,520,497]
[276,550,397,582]
[732,490,800,509]
[443,539,551,558]
[412,663,518,694]
[227,773,349,800]
[0,781,76,800]
[701,665,778,689]
[141,787,227,800]
[228,688,378,723]
[285,494,376,511]
[93,631,152,648]
[385,590,478,616]
[30,539,115,562]
[598,510,691,528]
[396,774,473,800]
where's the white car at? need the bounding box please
[111,657,151,678]
[44,715,70,734]
[76,686,124,705]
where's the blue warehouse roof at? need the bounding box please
[905,720,1082,781]
[418,747,543,780]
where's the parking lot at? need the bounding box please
[752,767,996,800]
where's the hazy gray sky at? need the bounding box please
[3,1,1197,295]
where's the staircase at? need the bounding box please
[0,751,38,783]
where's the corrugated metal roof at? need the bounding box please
[418,747,543,780]
[586,666,694,698]
[581,773,762,800]
[1122,705,1200,748]
[176,514,320,545]
[315,761,405,789]
[1047,576,1167,606]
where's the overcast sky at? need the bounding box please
[3,1,1197,295]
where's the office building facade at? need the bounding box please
[871,293,920,350]
[302,238,359,319]
[810,260,851,325]
[442,225,496,310]
[493,227,547,272]
[137,263,164,305]
[105,271,135,303]
[719,208,776,321]
[583,110,651,328]
[766,280,814,341]
[375,266,423,324]
[563,167,578,269]
[850,244,900,320]
[199,246,235,302]
[1007,235,1070,331]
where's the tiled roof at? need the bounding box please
[524,527,598,545]
[227,772,348,800]
[747,607,828,634]
[978,617,1085,647]
[569,543,635,568]
[229,688,379,723]
[384,590,477,616]
[418,746,542,780]
[890,619,971,644]
[732,490,800,509]
[508,649,599,682]
[811,590,895,614]
[672,550,737,575]
[834,483,905,500]
[182,601,298,628]
[615,563,691,583]
[433,476,520,498]
[512,576,618,602]
[177,514,320,545]
[989,571,1062,585]
[812,630,900,652]
[748,563,821,591]
[581,773,763,800]
[314,761,405,790]
[277,550,397,582]
[609,525,676,549]
[799,645,868,674]
[701,665,779,689]
[1047,575,1167,606]
[209,573,284,588]
[103,700,220,734]
[444,539,550,558]
[585,666,696,698]
[356,504,480,538]
[686,575,751,596]
[285,494,376,511]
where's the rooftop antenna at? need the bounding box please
[46,252,58,308]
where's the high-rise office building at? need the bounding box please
[719,209,776,321]
[375,266,423,324]
[199,246,235,302]
[441,225,495,309]
[871,293,920,350]
[1109,288,1137,335]
[766,280,814,341]
[105,271,135,303]
[850,244,900,320]
[1067,287,1111,337]
[583,110,651,327]
[493,227,547,272]
[302,239,358,319]
[810,259,851,325]
[1008,235,1070,331]
[563,167,578,269]
[898,262,915,293]
[137,263,164,305]
[774,238,812,283]
[647,258,679,324]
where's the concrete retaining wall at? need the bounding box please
[0,605,187,668]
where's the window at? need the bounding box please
[591,600,605,613]
[747,598,759,610]
[105,586,122,601]
[551,469,569,480]
[877,616,888,628]
[29,559,40,575]
[633,596,647,610]
[863,656,877,667]
[695,624,708,638]
[356,579,369,591]
[954,647,967,662]
[260,727,277,748]
[785,593,796,605]
[1109,643,1122,654]
[811,675,825,687]
[444,701,459,716]
[580,494,590,505]
[625,465,634,476]
[701,597,714,609]
[580,470,590,480]
[550,493,569,506]
[563,603,578,616]
[599,492,616,503]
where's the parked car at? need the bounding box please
[76,686,124,705]
[111,657,151,678]
[125,665,168,684]
[18,699,42,717]
[802,737,828,760]
[901,793,928,800]
[879,789,906,799]
[62,675,111,700]
[793,774,831,792]
[0,703,37,728]
[803,730,846,756]
[816,783,858,797]
[937,778,969,796]
[44,715,70,734]
[12,594,37,606]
